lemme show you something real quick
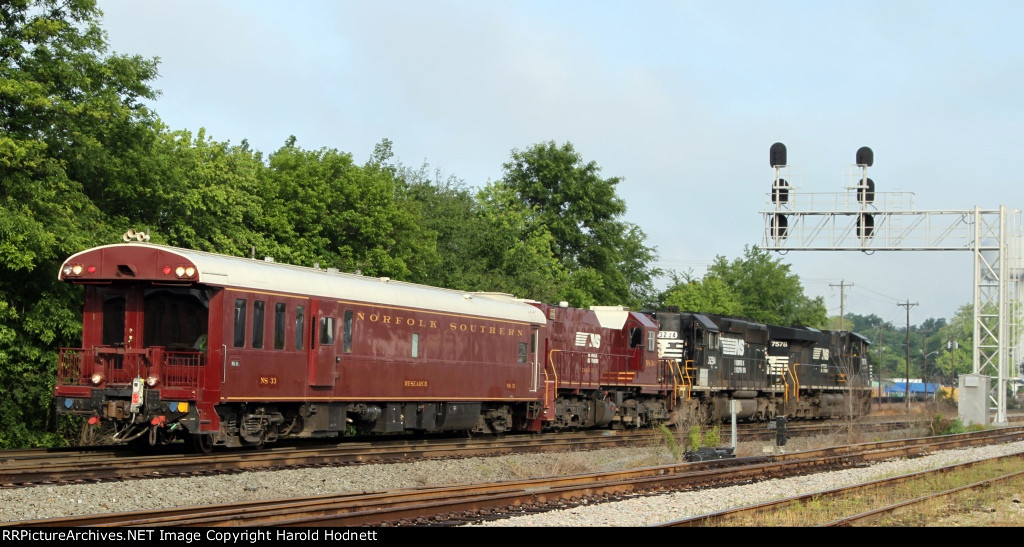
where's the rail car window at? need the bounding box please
[252,300,265,349]
[518,342,528,364]
[295,306,304,350]
[274,303,286,350]
[143,287,210,349]
[343,310,353,353]
[233,299,247,347]
[320,316,334,345]
[411,333,419,358]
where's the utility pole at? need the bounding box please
[898,300,918,413]
[921,331,929,398]
[830,279,854,331]
[877,325,885,402]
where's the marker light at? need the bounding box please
[90,372,103,385]
[171,265,198,279]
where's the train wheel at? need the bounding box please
[189,434,214,454]
[241,433,266,450]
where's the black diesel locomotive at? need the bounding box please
[648,310,872,423]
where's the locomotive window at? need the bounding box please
[707,332,719,350]
[252,300,265,349]
[411,333,419,358]
[295,306,304,350]
[518,342,528,364]
[274,303,286,350]
[233,299,247,348]
[629,327,642,349]
[320,316,334,345]
[343,310,353,353]
[648,331,656,352]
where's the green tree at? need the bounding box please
[706,245,827,327]
[931,303,974,384]
[498,141,659,308]
[661,270,743,316]
[394,160,477,290]
[0,0,161,447]
[470,182,570,303]
[661,246,826,327]
[258,138,439,281]
[394,159,571,302]
[104,127,268,255]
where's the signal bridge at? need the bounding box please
[759,142,1023,425]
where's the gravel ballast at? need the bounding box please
[3,438,1024,526]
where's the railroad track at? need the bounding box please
[0,418,915,489]
[654,452,1024,526]
[7,426,1022,527]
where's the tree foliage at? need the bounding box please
[497,141,659,308]
[659,246,827,327]
[0,0,163,447]
[661,270,743,316]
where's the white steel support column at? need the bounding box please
[762,185,1022,424]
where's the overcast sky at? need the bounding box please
[94,0,1024,327]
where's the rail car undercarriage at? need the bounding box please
[79,387,684,452]
[75,386,867,453]
[670,389,873,424]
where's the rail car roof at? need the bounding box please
[59,243,547,324]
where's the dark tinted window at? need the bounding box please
[343,310,353,353]
[252,300,265,348]
[320,316,334,345]
[233,299,247,348]
[274,303,286,350]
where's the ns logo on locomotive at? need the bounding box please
[54,234,872,452]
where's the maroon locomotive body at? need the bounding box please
[54,239,674,451]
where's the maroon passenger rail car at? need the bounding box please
[54,239,673,451]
